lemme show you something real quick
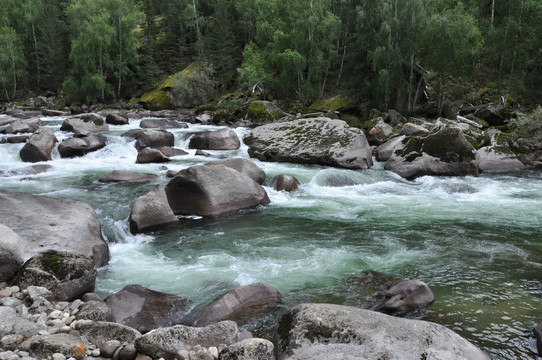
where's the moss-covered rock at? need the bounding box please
[246,100,286,124]
[310,95,352,112]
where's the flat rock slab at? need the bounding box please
[98,170,158,183]
[274,303,490,360]
[0,191,109,267]
[244,117,373,170]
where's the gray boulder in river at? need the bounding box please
[11,250,96,302]
[105,284,191,334]
[274,303,490,360]
[129,185,179,234]
[57,134,107,158]
[0,191,109,267]
[206,158,266,185]
[0,224,26,282]
[271,174,301,192]
[19,128,58,162]
[244,117,373,170]
[165,164,270,217]
[196,282,282,327]
[60,113,109,136]
[188,128,241,150]
[385,126,479,180]
[122,128,175,151]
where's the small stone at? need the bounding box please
[1,334,24,350]
[63,316,75,326]
[0,282,7,289]
[208,347,218,359]
[91,349,100,357]
[38,330,49,336]
[68,330,80,337]
[0,289,12,298]
[193,345,202,352]
[17,351,29,357]
[47,319,64,328]
[49,310,63,319]
[27,286,52,300]
[59,325,71,333]
[7,287,19,294]
[218,344,227,353]
[52,353,66,360]
[69,300,82,311]
[49,328,59,334]
[70,309,79,316]
[119,344,137,360]
[101,340,122,358]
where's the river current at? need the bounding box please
[1,114,542,359]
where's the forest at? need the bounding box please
[0,0,541,116]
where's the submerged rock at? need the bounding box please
[0,191,109,267]
[244,117,373,170]
[196,283,282,327]
[165,164,270,217]
[385,126,479,180]
[12,250,97,302]
[19,128,58,162]
[188,128,241,150]
[105,284,191,333]
[371,279,434,315]
[274,303,490,360]
[270,174,300,192]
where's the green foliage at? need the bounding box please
[170,64,215,107]
[509,106,542,153]
[0,25,27,101]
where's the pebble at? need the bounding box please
[0,289,12,298]
[38,330,49,336]
[52,353,66,360]
[91,349,100,357]
[49,310,63,319]
[208,347,218,359]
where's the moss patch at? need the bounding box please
[310,95,352,112]
[40,250,68,280]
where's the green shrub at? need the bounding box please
[509,106,542,153]
[170,65,215,108]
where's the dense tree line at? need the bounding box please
[0,0,541,112]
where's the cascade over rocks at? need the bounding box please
[196,283,282,327]
[129,185,179,234]
[188,128,241,150]
[135,321,239,359]
[385,126,479,180]
[244,117,373,170]
[11,250,97,302]
[58,134,107,158]
[206,158,266,185]
[98,170,158,183]
[104,284,191,333]
[271,174,300,192]
[60,114,109,136]
[274,303,490,360]
[165,164,270,217]
[0,224,26,283]
[19,128,58,162]
[0,191,109,267]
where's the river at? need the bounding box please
[1,114,541,359]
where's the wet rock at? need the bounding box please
[12,250,97,302]
[367,120,394,146]
[477,146,525,173]
[122,129,174,151]
[274,303,490,360]
[129,185,179,234]
[371,279,434,315]
[100,339,121,357]
[206,158,266,185]
[189,128,241,150]
[60,114,109,136]
[140,119,188,129]
[105,284,191,333]
[195,149,212,157]
[219,338,274,360]
[322,174,357,187]
[270,174,300,192]
[19,333,89,359]
[165,164,270,217]
[98,171,158,184]
[58,134,107,158]
[136,148,170,164]
[42,109,69,117]
[135,321,239,359]
[0,191,109,267]
[385,126,479,180]
[244,117,373,170]
[196,283,282,327]
[105,114,129,125]
[157,146,188,157]
[2,118,41,134]
[75,301,114,322]
[79,321,141,348]
[1,135,29,144]
[0,225,25,283]
[19,128,58,162]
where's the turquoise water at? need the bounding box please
[1,114,542,359]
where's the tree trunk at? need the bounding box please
[32,23,40,85]
[117,15,122,99]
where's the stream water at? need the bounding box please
[1,114,542,359]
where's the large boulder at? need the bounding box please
[477,146,525,173]
[165,164,270,217]
[274,303,490,360]
[58,134,107,158]
[78,321,141,347]
[206,158,266,185]
[98,170,158,183]
[104,284,191,333]
[475,105,507,126]
[244,117,373,170]
[0,306,16,336]
[105,113,129,125]
[384,126,479,180]
[0,224,26,283]
[140,119,188,129]
[2,118,41,134]
[0,191,109,267]
[60,114,109,136]
[135,321,239,359]
[374,135,405,162]
[367,120,394,146]
[129,185,179,234]
[75,301,114,322]
[19,128,58,162]
[136,147,171,164]
[196,283,282,327]
[19,333,89,359]
[188,128,241,150]
[11,250,97,301]
[122,129,175,151]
